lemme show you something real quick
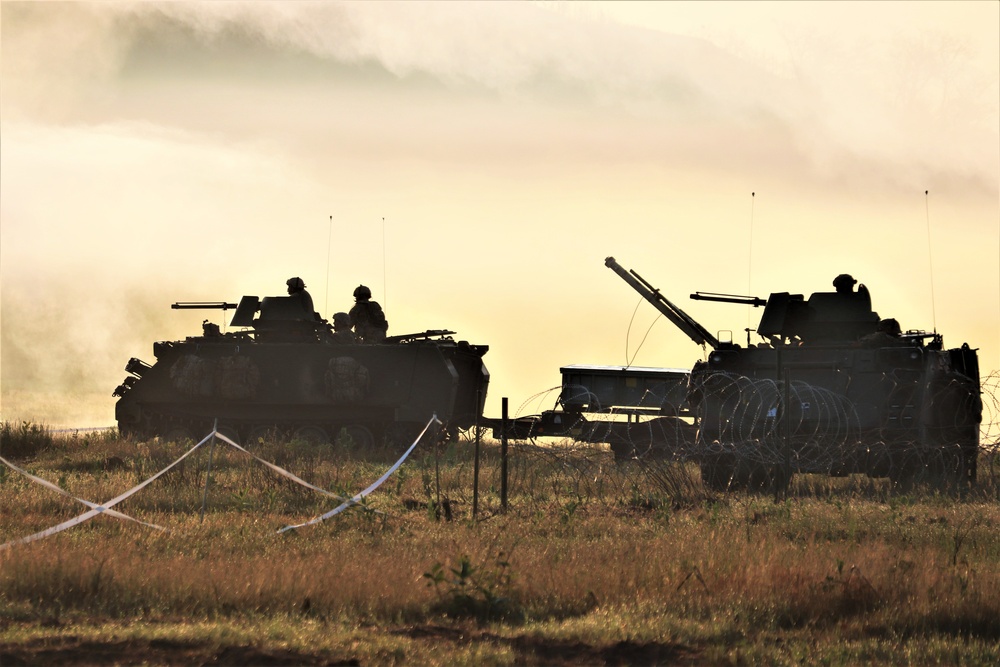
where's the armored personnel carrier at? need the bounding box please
[113,292,489,447]
[602,257,982,490]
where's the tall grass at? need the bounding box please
[0,420,55,459]
[2,425,999,665]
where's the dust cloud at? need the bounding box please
[2,2,997,428]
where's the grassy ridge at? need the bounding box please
[1,424,999,665]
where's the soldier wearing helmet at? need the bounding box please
[349,284,388,343]
[330,312,358,344]
[286,276,319,320]
[833,274,857,294]
[833,273,872,308]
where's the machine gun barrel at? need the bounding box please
[171,302,239,310]
[690,292,767,307]
[605,257,719,350]
[385,329,457,343]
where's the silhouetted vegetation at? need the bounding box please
[0,420,54,460]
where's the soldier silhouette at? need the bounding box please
[349,285,388,343]
[833,273,871,310]
[286,277,319,320]
[833,273,856,293]
[330,312,358,344]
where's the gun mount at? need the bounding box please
[690,292,767,307]
[385,330,457,344]
[692,280,883,346]
[171,302,240,311]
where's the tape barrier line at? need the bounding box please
[278,415,441,534]
[209,433,354,504]
[1,416,442,548]
[0,456,168,533]
[0,432,214,550]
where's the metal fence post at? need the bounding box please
[200,418,218,522]
[501,397,508,513]
[473,390,482,520]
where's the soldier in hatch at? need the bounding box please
[330,312,358,344]
[833,273,872,308]
[349,285,388,343]
[833,273,857,293]
[861,317,904,347]
[286,277,319,320]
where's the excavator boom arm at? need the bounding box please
[605,257,719,349]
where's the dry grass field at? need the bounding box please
[2,421,999,666]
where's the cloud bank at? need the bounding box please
[4,2,996,192]
[2,1,997,427]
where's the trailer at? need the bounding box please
[491,364,697,459]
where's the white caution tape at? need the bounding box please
[211,432,353,503]
[2,416,442,548]
[278,415,440,533]
[0,456,168,532]
[0,432,213,550]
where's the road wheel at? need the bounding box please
[213,424,241,445]
[338,424,375,450]
[610,439,637,461]
[701,455,791,493]
[246,425,280,448]
[700,457,736,491]
[385,422,425,448]
[292,425,329,445]
[891,445,971,495]
[161,426,195,445]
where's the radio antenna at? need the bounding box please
[382,216,387,312]
[747,191,756,333]
[325,214,333,316]
[925,190,937,333]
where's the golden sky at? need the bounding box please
[2,1,998,427]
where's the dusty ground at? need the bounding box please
[1,624,701,666]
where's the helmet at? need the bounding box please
[832,274,856,291]
[333,312,352,327]
[353,285,372,300]
[286,277,305,291]
[878,317,901,336]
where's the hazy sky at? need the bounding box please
[2,1,998,427]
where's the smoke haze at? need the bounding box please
[2,1,997,427]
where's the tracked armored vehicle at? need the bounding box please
[604,257,982,490]
[113,293,489,447]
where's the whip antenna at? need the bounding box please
[747,192,756,334]
[925,190,937,333]
[382,216,387,312]
[325,214,333,316]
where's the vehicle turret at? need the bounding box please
[692,282,881,345]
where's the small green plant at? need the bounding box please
[423,552,522,623]
[951,516,981,566]
[0,420,54,459]
[819,562,881,617]
[230,488,254,510]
